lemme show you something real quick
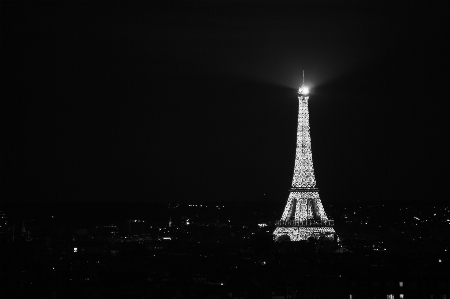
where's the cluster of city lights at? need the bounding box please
[274,83,336,242]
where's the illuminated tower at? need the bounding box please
[273,72,336,242]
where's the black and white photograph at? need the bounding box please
[1,1,449,298]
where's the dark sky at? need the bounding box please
[1,1,448,204]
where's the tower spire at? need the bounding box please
[298,71,309,96]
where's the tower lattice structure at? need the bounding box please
[273,75,336,242]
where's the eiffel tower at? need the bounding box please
[273,72,336,242]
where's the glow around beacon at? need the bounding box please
[299,85,309,95]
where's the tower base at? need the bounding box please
[273,226,336,242]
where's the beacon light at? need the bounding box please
[299,85,309,95]
[298,70,309,96]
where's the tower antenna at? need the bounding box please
[302,70,305,85]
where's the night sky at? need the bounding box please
[1,1,448,204]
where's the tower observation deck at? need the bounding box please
[273,73,336,242]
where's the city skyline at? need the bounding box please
[1,1,448,204]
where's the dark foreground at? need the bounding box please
[1,201,449,299]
